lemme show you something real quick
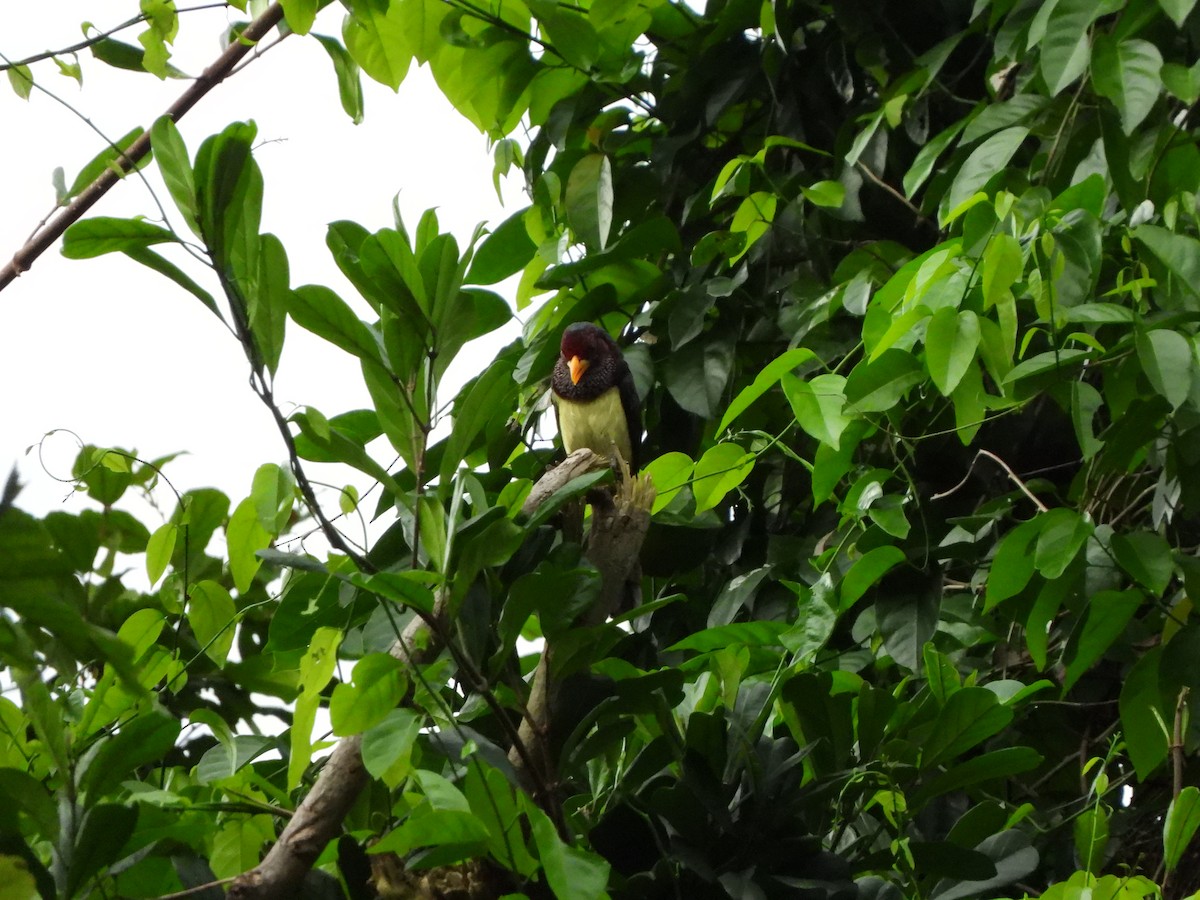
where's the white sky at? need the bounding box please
[0,2,520,520]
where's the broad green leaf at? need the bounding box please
[844,349,923,413]
[65,804,138,898]
[330,653,406,736]
[982,233,1023,308]
[1034,508,1092,580]
[66,128,147,200]
[668,621,791,653]
[7,64,32,99]
[692,443,755,513]
[62,217,175,259]
[353,571,437,615]
[287,284,384,365]
[122,245,221,319]
[1073,806,1109,874]
[913,747,1043,806]
[526,800,611,900]
[1133,225,1200,298]
[644,451,693,514]
[925,308,981,395]
[944,127,1028,222]
[802,180,845,208]
[251,462,295,535]
[80,709,180,799]
[783,372,850,450]
[1092,37,1163,135]
[145,522,176,586]
[151,116,199,235]
[362,709,422,787]
[840,545,905,609]
[189,580,237,666]
[343,0,413,89]
[467,207,537,284]
[1071,380,1104,460]
[718,347,816,432]
[281,0,318,34]
[904,116,968,197]
[1158,0,1198,28]
[1062,589,1143,693]
[566,154,614,250]
[1039,0,1099,95]
[314,34,365,124]
[729,191,777,262]
[1165,786,1200,872]
[1120,647,1169,779]
[876,584,939,671]
[1112,531,1173,596]
[226,496,270,593]
[1162,60,1200,103]
[1136,329,1192,409]
[921,687,1013,768]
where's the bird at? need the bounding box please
[551,322,642,471]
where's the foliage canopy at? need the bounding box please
[5,0,1200,897]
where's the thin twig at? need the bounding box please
[930,448,1050,512]
[0,3,286,292]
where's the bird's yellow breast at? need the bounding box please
[554,386,633,467]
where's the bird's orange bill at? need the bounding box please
[569,356,589,384]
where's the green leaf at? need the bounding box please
[783,372,850,449]
[189,580,237,667]
[226,497,270,593]
[925,308,981,395]
[467,207,537,284]
[330,653,407,736]
[342,0,413,89]
[663,339,734,419]
[802,180,845,208]
[1165,786,1200,872]
[1112,531,1173,596]
[841,546,905,610]
[313,34,364,124]
[1120,647,1169,779]
[844,349,923,413]
[66,804,138,898]
[353,571,437,616]
[7,64,32,99]
[668,621,791,653]
[287,284,384,365]
[1073,806,1109,874]
[251,462,295,534]
[1163,61,1200,104]
[281,0,318,34]
[66,128,147,199]
[876,583,939,671]
[80,710,180,799]
[1092,36,1163,135]
[145,522,176,586]
[944,128,1028,222]
[644,451,693,514]
[122,245,221,319]
[1039,0,1098,95]
[362,709,422,786]
[1133,225,1200,298]
[566,154,614,250]
[718,347,816,432]
[982,233,1023,308]
[62,217,175,259]
[1033,508,1092,580]
[692,443,755,513]
[1158,0,1198,28]
[1062,590,1143,693]
[151,117,198,235]
[526,799,611,900]
[1136,329,1193,409]
[921,687,1013,768]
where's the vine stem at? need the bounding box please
[0,2,286,293]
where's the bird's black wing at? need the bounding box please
[616,361,642,471]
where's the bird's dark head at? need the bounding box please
[560,322,618,386]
